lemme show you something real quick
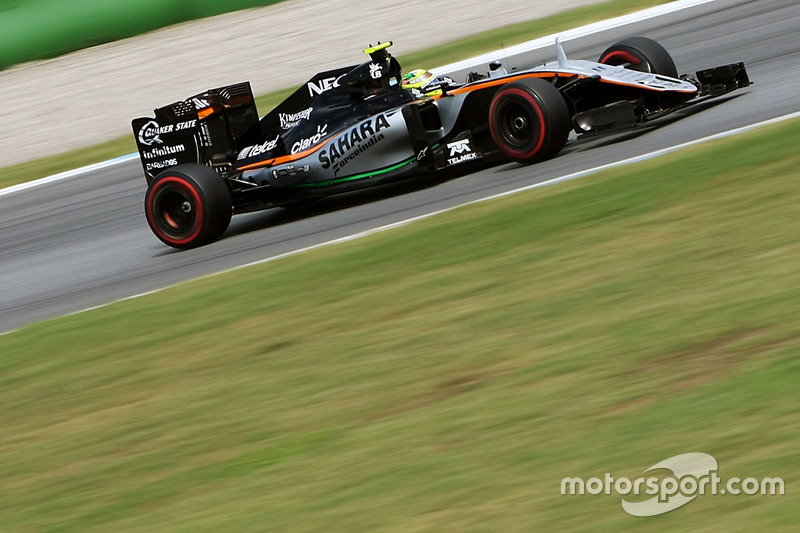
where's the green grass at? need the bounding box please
[0,0,287,71]
[2,118,799,531]
[0,0,670,190]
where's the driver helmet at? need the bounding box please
[402,68,439,94]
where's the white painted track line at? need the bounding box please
[0,154,138,198]
[25,109,797,333]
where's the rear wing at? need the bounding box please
[131,82,259,182]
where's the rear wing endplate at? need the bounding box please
[131,82,258,182]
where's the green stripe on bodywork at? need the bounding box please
[291,157,417,189]
[292,141,443,189]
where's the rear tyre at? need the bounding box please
[145,164,232,249]
[489,78,570,164]
[598,36,678,78]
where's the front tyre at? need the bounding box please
[598,36,678,78]
[145,164,232,249]
[489,78,570,164]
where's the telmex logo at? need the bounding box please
[447,139,472,156]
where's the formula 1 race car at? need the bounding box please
[132,37,750,248]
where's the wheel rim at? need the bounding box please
[158,189,195,233]
[497,100,536,150]
[147,177,204,245]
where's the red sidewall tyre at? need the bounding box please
[599,50,643,67]
[598,36,678,78]
[489,78,570,164]
[145,164,231,249]
[146,176,205,247]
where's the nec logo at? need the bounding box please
[448,139,472,156]
[308,76,343,97]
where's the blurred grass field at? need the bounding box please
[0,0,669,190]
[0,0,285,71]
[1,119,798,531]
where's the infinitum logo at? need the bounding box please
[561,453,785,516]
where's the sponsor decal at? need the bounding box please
[279,107,313,129]
[448,139,471,156]
[369,63,382,79]
[138,120,197,146]
[238,136,280,160]
[138,121,163,146]
[192,97,210,109]
[318,114,391,173]
[143,144,186,160]
[272,164,310,180]
[291,124,328,155]
[307,75,343,97]
[175,119,197,131]
[416,146,429,161]
[145,159,178,171]
[199,122,212,148]
[446,139,479,166]
[642,78,683,88]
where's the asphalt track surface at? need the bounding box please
[1,0,798,334]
